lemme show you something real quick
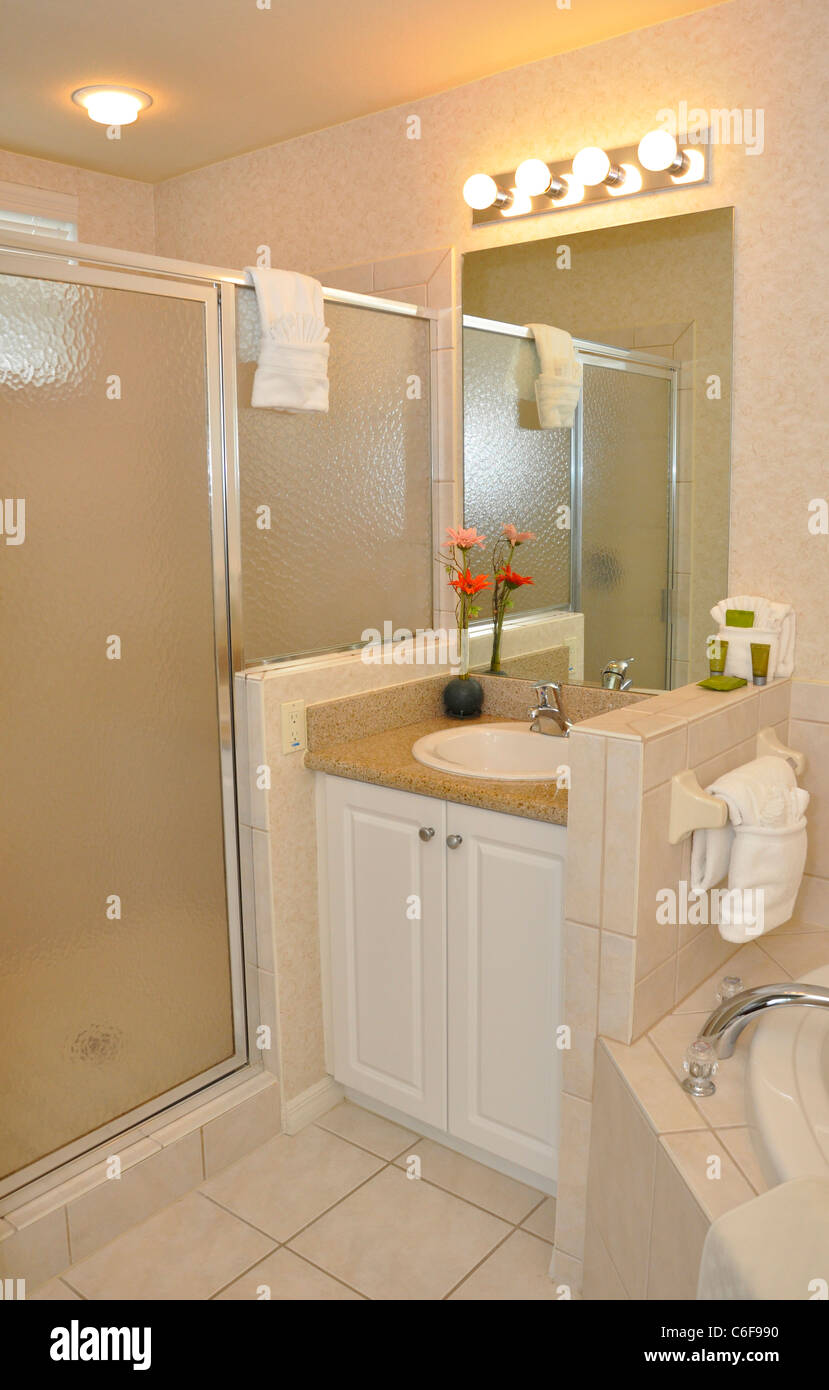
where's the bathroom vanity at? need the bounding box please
[318,774,566,1183]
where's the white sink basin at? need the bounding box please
[411,721,566,781]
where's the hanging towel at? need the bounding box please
[525,323,582,428]
[243,267,330,412]
[710,595,796,680]
[690,755,809,941]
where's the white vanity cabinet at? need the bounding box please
[320,774,566,1180]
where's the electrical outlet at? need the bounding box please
[281,699,306,754]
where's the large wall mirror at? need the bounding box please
[462,207,734,691]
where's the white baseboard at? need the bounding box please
[284,1076,343,1134]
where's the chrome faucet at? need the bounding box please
[529,682,572,737]
[699,981,829,1059]
[601,657,634,691]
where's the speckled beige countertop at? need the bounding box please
[302,673,646,824]
[304,712,570,824]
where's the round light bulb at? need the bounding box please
[671,148,705,184]
[463,173,499,210]
[607,162,642,196]
[638,129,679,172]
[556,173,585,207]
[572,146,611,186]
[500,188,533,218]
[72,86,152,126]
[514,158,552,196]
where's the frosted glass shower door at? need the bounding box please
[579,361,673,689]
[0,260,243,1189]
[463,324,571,613]
[235,291,433,663]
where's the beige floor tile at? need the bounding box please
[289,1165,510,1300]
[521,1195,557,1242]
[315,1101,418,1159]
[201,1127,383,1242]
[392,1138,542,1223]
[30,1278,81,1301]
[449,1230,559,1300]
[214,1247,363,1300]
[64,1192,273,1301]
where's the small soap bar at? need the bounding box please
[725,608,755,627]
[697,675,749,691]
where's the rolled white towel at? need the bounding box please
[244,267,330,412]
[690,755,809,940]
[526,323,582,428]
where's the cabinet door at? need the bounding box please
[323,776,447,1126]
[447,804,566,1179]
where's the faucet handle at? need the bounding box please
[716,975,744,1004]
[681,1037,718,1097]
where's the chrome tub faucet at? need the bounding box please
[682,980,829,1095]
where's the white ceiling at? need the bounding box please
[0,0,729,183]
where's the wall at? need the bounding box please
[154,0,829,681]
[0,149,154,250]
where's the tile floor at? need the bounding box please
[32,1102,559,1301]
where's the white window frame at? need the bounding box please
[0,180,78,241]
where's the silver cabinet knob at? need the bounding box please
[418,826,435,841]
[446,834,463,849]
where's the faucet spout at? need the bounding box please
[699,981,829,1059]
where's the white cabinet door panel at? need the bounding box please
[447,803,566,1179]
[324,776,447,1126]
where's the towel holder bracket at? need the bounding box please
[757,725,806,776]
[669,769,728,845]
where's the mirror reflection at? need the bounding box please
[462,207,734,690]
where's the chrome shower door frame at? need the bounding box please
[0,247,249,1200]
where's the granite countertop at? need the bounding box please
[304,713,569,825]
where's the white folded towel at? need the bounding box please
[690,755,808,941]
[698,1178,829,1300]
[710,594,796,680]
[525,323,582,428]
[243,267,330,412]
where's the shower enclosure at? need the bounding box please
[0,233,434,1199]
[463,316,677,690]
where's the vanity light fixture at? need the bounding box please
[637,129,689,175]
[464,129,710,225]
[514,159,568,201]
[462,173,513,211]
[572,146,625,188]
[71,86,153,126]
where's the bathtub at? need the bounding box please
[748,962,829,1185]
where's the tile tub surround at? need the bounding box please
[0,1073,281,1292]
[581,931,829,1300]
[552,675,813,1288]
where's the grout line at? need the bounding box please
[441,1224,516,1300]
[209,1246,282,1300]
[311,1119,415,1164]
[280,1246,368,1300]
[198,1189,284,1244]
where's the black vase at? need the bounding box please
[443,676,484,719]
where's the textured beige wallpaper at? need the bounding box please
[0,148,155,250]
[153,0,829,679]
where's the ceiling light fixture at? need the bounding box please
[71,86,153,126]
